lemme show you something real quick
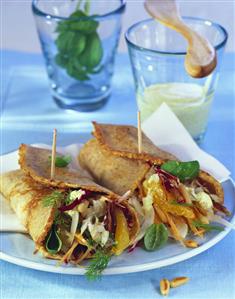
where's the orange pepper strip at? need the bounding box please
[113,208,130,256]
[154,197,195,219]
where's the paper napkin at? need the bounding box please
[0,196,27,233]
[142,102,230,182]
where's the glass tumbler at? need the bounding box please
[125,17,228,142]
[32,0,126,111]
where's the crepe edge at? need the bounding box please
[92,122,167,165]
[18,143,118,200]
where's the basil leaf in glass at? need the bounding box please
[73,33,87,56]
[67,59,89,81]
[161,160,200,182]
[55,53,69,68]
[79,32,103,68]
[46,224,62,254]
[69,17,98,33]
[54,4,103,81]
[144,223,168,251]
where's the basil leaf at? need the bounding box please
[193,220,224,232]
[144,223,168,251]
[73,33,87,56]
[56,20,72,33]
[70,9,87,19]
[79,32,103,69]
[55,7,103,81]
[56,31,76,52]
[161,160,200,182]
[67,62,89,81]
[55,53,69,68]
[69,19,98,33]
[46,224,62,255]
[68,9,98,33]
[49,155,72,167]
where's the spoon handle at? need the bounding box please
[144,0,217,78]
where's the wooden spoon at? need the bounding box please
[145,0,217,78]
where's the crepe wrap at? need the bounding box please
[0,170,55,246]
[0,145,140,260]
[79,123,224,203]
[18,144,117,196]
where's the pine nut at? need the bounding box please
[170,276,189,288]
[160,279,170,296]
[184,240,199,248]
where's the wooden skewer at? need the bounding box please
[118,190,132,203]
[50,128,57,180]
[137,111,142,154]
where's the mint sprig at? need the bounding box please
[55,1,103,81]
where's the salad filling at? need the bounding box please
[43,189,138,263]
[129,161,229,247]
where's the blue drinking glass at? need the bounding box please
[126,17,228,142]
[32,0,126,111]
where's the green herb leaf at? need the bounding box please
[170,200,193,207]
[79,32,103,69]
[144,223,168,251]
[55,53,69,68]
[69,18,98,34]
[67,59,89,81]
[161,160,200,182]
[49,155,72,167]
[85,249,111,280]
[46,224,62,254]
[193,220,224,232]
[54,6,103,81]
[42,191,64,207]
[72,33,87,56]
[56,31,76,52]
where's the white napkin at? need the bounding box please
[0,196,27,233]
[142,103,230,183]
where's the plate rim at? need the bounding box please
[1,146,234,275]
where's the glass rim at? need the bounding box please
[32,0,126,20]
[125,17,228,55]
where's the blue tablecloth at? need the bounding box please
[1,50,235,299]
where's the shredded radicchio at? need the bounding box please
[58,190,92,212]
[104,201,134,232]
[213,201,230,216]
[128,241,139,253]
[121,206,134,229]
[104,202,115,233]
[154,166,180,192]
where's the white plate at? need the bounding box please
[0,144,235,275]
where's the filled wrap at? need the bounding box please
[79,122,228,245]
[0,144,140,263]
